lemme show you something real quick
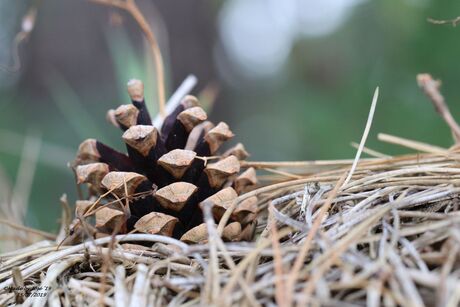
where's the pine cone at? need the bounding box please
[70,79,258,244]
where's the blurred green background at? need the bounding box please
[0,0,459,233]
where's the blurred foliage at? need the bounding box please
[0,0,459,232]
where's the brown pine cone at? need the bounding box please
[70,79,258,244]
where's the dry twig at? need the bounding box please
[0,3,38,72]
[90,0,166,117]
[428,17,460,27]
[417,73,460,143]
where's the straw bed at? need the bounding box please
[2,146,460,306]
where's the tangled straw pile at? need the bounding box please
[2,141,460,306]
[2,74,460,306]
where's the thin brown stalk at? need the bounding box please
[201,203,220,304]
[343,87,379,186]
[262,167,303,179]
[417,73,460,143]
[90,0,166,117]
[269,205,287,307]
[0,218,55,240]
[428,17,460,27]
[378,133,449,155]
[0,3,39,73]
[351,142,391,159]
